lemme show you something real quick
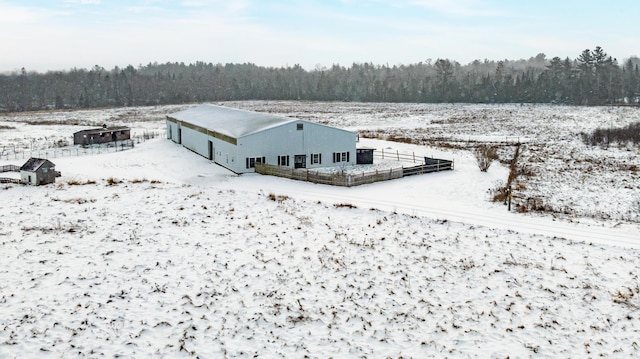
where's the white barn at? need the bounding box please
[166,104,357,174]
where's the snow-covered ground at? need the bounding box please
[222,101,640,225]
[1,103,639,357]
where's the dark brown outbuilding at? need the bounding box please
[20,158,59,186]
[73,126,130,145]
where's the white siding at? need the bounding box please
[239,121,356,172]
[166,120,180,143]
[212,137,238,173]
[166,107,357,174]
[20,171,36,185]
[180,126,209,156]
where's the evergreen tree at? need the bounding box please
[434,59,455,102]
[0,46,637,111]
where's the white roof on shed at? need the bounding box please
[168,104,295,138]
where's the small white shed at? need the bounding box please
[20,158,59,186]
[166,104,357,174]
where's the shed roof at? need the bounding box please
[21,158,55,172]
[168,104,296,139]
[74,126,130,136]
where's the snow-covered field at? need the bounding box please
[1,102,639,358]
[222,101,640,225]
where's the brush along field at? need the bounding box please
[223,101,640,225]
[1,102,639,358]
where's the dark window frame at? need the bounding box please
[333,151,350,163]
[246,156,266,169]
[312,153,321,164]
[278,155,290,166]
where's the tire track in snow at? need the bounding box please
[273,187,640,250]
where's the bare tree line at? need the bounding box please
[1,46,639,112]
[582,122,640,146]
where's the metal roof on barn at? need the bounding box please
[168,104,296,139]
[20,158,55,172]
[74,126,130,136]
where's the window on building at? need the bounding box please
[247,158,254,168]
[246,156,266,168]
[278,155,290,166]
[297,123,303,131]
[333,152,350,163]
[311,153,321,164]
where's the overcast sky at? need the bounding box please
[1,0,638,73]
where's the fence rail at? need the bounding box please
[0,178,21,184]
[0,130,164,162]
[374,149,425,163]
[255,154,453,187]
[255,163,404,187]
[0,139,136,162]
[0,164,20,173]
[403,158,454,176]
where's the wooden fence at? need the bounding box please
[0,178,21,184]
[403,158,454,176]
[0,130,164,162]
[0,164,20,173]
[0,139,135,162]
[255,163,404,187]
[255,155,452,187]
[0,164,21,184]
[375,149,425,163]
